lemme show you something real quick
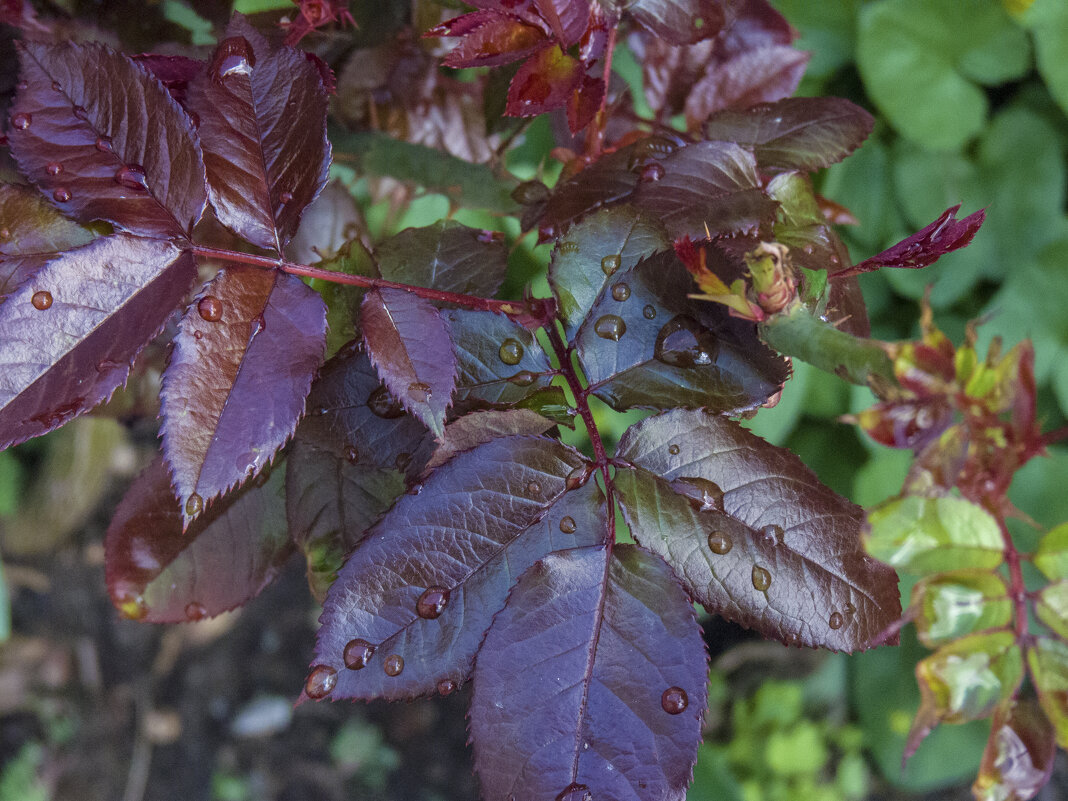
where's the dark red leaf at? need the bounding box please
[566,73,604,134]
[843,205,987,276]
[614,409,901,650]
[505,44,583,118]
[360,288,457,438]
[308,436,602,700]
[470,545,708,801]
[185,15,331,252]
[131,53,203,104]
[628,0,726,45]
[424,409,557,472]
[9,40,206,238]
[0,234,195,450]
[106,455,292,623]
[686,45,808,122]
[437,12,549,70]
[376,221,509,299]
[533,0,591,46]
[160,266,327,527]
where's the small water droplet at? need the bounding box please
[668,444,680,455]
[11,112,31,130]
[185,602,207,621]
[95,136,114,153]
[642,304,657,320]
[72,105,88,120]
[661,686,688,714]
[383,654,404,676]
[52,187,71,202]
[407,382,431,403]
[671,477,724,513]
[368,385,404,418]
[212,35,256,80]
[601,254,621,275]
[611,282,631,302]
[31,290,53,310]
[565,464,589,490]
[304,665,337,698]
[343,638,375,669]
[556,783,592,801]
[185,493,203,517]
[51,80,62,91]
[46,161,62,176]
[114,590,147,620]
[345,446,359,464]
[498,338,524,365]
[437,678,456,696]
[416,586,450,619]
[559,516,576,534]
[508,370,536,386]
[654,315,717,368]
[843,602,856,615]
[279,190,293,203]
[558,240,579,254]
[829,612,844,630]
[707,531,732,554]
[640,162,664,182]
[526,480,541,495]
[193,330,203,340]
[752,565,772,592]
[115,164,149,191]
[197,295,223,322]
[760,524,784,545]
[594,314,626,341]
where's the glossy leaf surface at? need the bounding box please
[628,0,724,44]
[470,545,708,801]
[847,205,986,275]
[376,221,508,298]
[424,409,557,472]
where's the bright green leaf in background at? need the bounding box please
[1024,0,1068,115]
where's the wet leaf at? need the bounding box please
[973,700,1055,801]
[628,0,725,44]
[0,234,195,450]
[185,14,330,252]
[424,409,558,472]
[360,288,457,438]
[160,267,327,527]
[909,571,1012,647]
[845,205,986,275]
[9,40,206,238]
[505,44,583,118]
[309,437,601,700]
[614,408,900,650]
[684,46,809,124]
[1026,637,1068,748]
[377,221,508,299]
[435,11,549,70]
[470,544,708,801]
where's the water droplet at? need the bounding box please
[115,164,149,191]
[671,477,725,513]
[407,382,431,403]
[368,385,404,418]
[185,493,203,517]
[185,602,207,621]
[437,678,456,696]
[51,80,62,91]
[304,665,337,698]
[416,586,450,619]
[601,254,621,275]
[640,162,664,182]
[383,654,404,676]
[197,295,223,322]
[668,444,680,455]
[654,315,717,368]
[279,190,293,203]
[611,282,631,302]
[760,524,784,545]
[752,565,772,592]
[559,516,577,534]
[395,452,412,471]
[212,35,256,80]
[31,290,53,310]
[11,112,31,130]
[508,370,536,386]
[95,136,114,153]
[498,338,524,365]
[72,105,88,120]
[843,602,856,615]
[661,686,688,714]
[114,590,147,620]
[829,612,844,630]
[556,783,592,801]
[707,531,732,554]
[46,161,62,176]
[0,228,8,242]
[343,638,375,670]
[52,187,71,202]
[594,314,626,341]
[565,464,589,490]
[345,446,359,464]
[526,480,541,495]
[193,330,203,340]
[558,240,579,254]
[643,304,657,320]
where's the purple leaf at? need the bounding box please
[308,436,602,700]
[470,544,708,801]
[106,455,292,623]
[628,0,726,45]
[185,14,330,252]
[8,40,206,238]
[376,220,509,298]
[131,53,204,105]
[360,287,457,438]
[614,409,901,650]
[160,266,327,527]
[686,46,808,123]
[424,408,557,472]
[0,234,194,450]
[842,205,987,276]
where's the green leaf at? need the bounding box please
[910,571,1012,647]
[1034,522,1068,580]
[1026,637,1068,748]
[865,496,1005,574]
[771,0,858,80]
[1024,0,1068,116]
[1035,581,1068,639]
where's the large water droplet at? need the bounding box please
[304,665,337,698]
[640,162,664,182]
[654,315,717,368]
[185,493,203,517]
[11,112,31,130]
[829,611,844,630]
[498,338,524,365]
[212,35,256,80]
[611,282,631,302]
[559,516,577,534]
[594,314,626,341]
[368,385,404,418]
[408,382,432,403]
[343,638,375,670]
[707,531,732,554]
[668,444,680,456]
[52,187,71,202]
[383,654,404,677]
[198,295,223,322]
[46,161,62,176]
[760,524,784,545]
[31,290,53,310]
[185,602,207,621]
[416,586,450,619]
[661,686,688,714]
[642,304,657,320]
[556,783,592,801]
[437,678,456,696]
[601,254,621,275]
[565,464,590,491]
[752,565,772,592]
[115,164,149,191]
[508,370,536,386]
[671,477,724,513]
[95,136,114,153]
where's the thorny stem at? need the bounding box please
[585,25,618,157]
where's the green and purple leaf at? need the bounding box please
[974,700,1055,801]
[376,221,509,299]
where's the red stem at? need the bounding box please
[984,496,1031,647]
[1041,425,1068,448]
[585,25,618,157]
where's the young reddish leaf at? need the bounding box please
[973,700,1055,801]
[842,205,987,276]
[360,287,457,438]
[505,44,583,118]
[185,15,330,253]
[684,46,808,123]
[307,437,602,700]
[566,74,605,134]
[424,409,557,472]
[9,41,206,238]
[160,266,327,526]
[0,182,95,298]
[0,234,195,450]
[613,409,901,650]
[376,221,508,299]
[628,0,726,45]
[470,545,708,801]
[575,251,788,413]
[105,456,292,623]
[704,98,875,172]
[435,12,549,69]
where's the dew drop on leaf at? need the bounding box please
[193,330,203,340]
[508,370,536,386]
[212,35,256,80]
[368,385,404,418]
[707,531,732,554]
[661,686,689,714]
[594,314,626,341]
[498,338,524,365]
[185,493,203,517]
[643,304,657,320]
[407,382,432,403]
[672,477,724,512]
[843,602,856,615]
[345,446,359,464]
[304,665,337,698]
[559,240,579,254]
[279,190,293,204]
[197,295,223,322]
[437,678,456,696]
[611,282,631,302]
[760,524,784,545]
[114,590,147,620]
[31,290,53,311]
[51,80,61,91]
[383,654,404,676]
[95,136,114,153]
[72,105,88,121]
[526,480,541,495]
[668,444,680,455]
[752,565,772,592]
[556,782,592,801]
[601,254,621,275]
[654,315,717,368]
[343,638,375,670]
[640,162,664,182]
[115,164,149,191]
[52,187,71,202]
[416,586,450,619]
[565,464,589,491]
[45,162,62,176]
[829,611,844,630]
[11,112,31,130]
[185,602,207,621]
[559,516,577,534]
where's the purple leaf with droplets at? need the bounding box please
[8,40,206,238]
[470,544,708,801]
[613,409,901,650]
[160,266,326,527]
[0,234,195,450]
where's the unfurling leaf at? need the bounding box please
[843,205,987,276]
